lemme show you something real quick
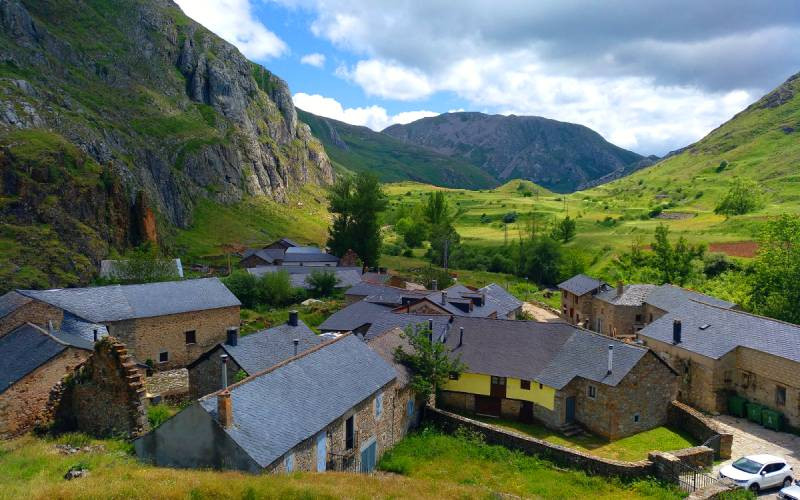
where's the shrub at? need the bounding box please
[147,405,173,429]
[715,160,728,173]
[306,270,339,298]
[715,178,764,216]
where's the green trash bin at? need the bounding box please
[746,402,763,424]
[728,395,747,417]
[762,408,783,431]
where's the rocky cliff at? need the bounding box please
[0,0,332,289]
[383,112,648,193]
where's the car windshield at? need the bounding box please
[732,458,763,474]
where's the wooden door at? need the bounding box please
[490,376,507,398]
[565,397,576,423]
[519,401,534,423]
[475,395,501,417]
[360,439,377,473]
[316,431,327,472]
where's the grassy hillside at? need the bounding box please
[298,109,498,189]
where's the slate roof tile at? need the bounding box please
[557,274,608,296]
[221,320,323,374]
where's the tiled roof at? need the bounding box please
[0,291,32,319]
[644,284,735,312]
[444,317,648,389]
[17,278,240,323]
[318,300,393,331]
[639,300,800,363]
[557,274,607,296]
[221,320,323,374]
[0,324,91,394]
[596,284,657,306]
[198,335,395,468]
[247,266,362,289]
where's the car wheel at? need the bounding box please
[749,483,759,493]
[784,477,794,488]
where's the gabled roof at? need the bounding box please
[345,282,429,301]
[282,252,340,263]
[53,313,107,349]
[444,317,649,389]
[197,334,395,468]
[557,274,607,296]
[366,327,412,386]
[16,278,240,323]
[0,291,32,319]
[241,249,285,264]
[639,300,800,363]
[247,266,363,289]
[0,324,92,394]
[274,238,300,248]
[480,283,523,316]
[644,284,735,312]
[363,312,452,341]
[318,300,393,332]
[596,284,657,306]
[218,320,323,375]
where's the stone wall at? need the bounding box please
[0,347,89,438]
[53,337,148,438]
[561,291,594,326]
[734,347,800,429]
[667,401,732,459]
[107,306,240,369]
[671,446,714,469]
[188,346,244,399]
[0,299,63,337]
[591,301,642,338]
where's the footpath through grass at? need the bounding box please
[465,415,696,462]
[379,426,684,499]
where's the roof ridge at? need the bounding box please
[199,332,353,400]
[685,298,800,328]
[568,324,649,351]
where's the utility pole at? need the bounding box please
[444,237,449,271]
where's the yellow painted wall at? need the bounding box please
[506,378,556,410]
[442,373,490,395]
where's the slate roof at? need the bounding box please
[345,282,429,301]
[0,324,92,394]
[247,266,363,289]
[241,249,285,264]
[220,320,323,374]
[16,278,240,323]
[197,334,396,468]
[366,327,412,386]
[480,283,523,316]
[644,284,735,312]
[596,284,657,306]
[318,300,394,332]
[638,300,800,363]
[363,312,452,341]
[54,313,107,349]
[557,274,607,296]
[444,317,649,389]
[282,253,340,263]
[0,291,31,319]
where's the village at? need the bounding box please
[2,237,799,499]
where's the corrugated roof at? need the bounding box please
[596,284,657,306]
[557,274,607,296]
[639,300,800,363]
[222,320,323,374]
[0,291,32,319]
[645,284,735,312]
[198,335,395,468]
[17,278,240,323]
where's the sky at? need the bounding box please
[173,0,800,156]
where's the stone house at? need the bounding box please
[240,249,286,268]
[135,334,409,473]
[264,238,300,250]
[591,284,656,339]
[639,300,800,429]
[0,323,94,438]
[557,274,608,327]
[188,311,323,399]
[0,278,241,369]
[439,317,679,440]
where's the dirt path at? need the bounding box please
[522,302,561,322]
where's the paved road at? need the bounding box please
[711,415,800,498]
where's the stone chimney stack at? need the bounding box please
[441,291,447,305]
[217,390,233,428]
[607,344,614,374]
[288,310,299,327]
[617,281,624,298]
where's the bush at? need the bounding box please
[402,248,414,257]
[306,270,339,298]
[715,178,764,216]
[223,270,299,308]
[715,160,728,173]
[147,405,173,429]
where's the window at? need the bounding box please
[284,453,294,472]
[491,376,506,386]
[184,330,196,344]
[587,385,597,399]
[520,380,531,390]
[635,314,642,323]
[407,399,414,417]
[158,351,169,363]
[633,413,640,423]
[449,372,460,380]
[539,383,543,390]
[776,386,787,406]
[345,415,355,450]
[375,391,383,418]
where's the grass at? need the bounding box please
[379,426,684,499]
[464,415,696,462]
[240,298,344,335]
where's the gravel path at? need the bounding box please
[522,302,561,322]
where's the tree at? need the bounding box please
[749,214,800,324]
[394,324,466,403]
[551,216,577,242]
[424,192,451,227]
[715,178,764,216]
[395,216,428,248]
[327,174,388,268]
[650,224,705,285]
[109,244,179,284]
[257,270,295,306]
[306,270,339,298]
[522,236,563,286]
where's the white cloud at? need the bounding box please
[174,0,287,60]
[337,60,434,101]
[300,53,326,68]
[293,93,437,131]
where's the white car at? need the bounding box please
[719,454,793,493]
[779,479,800,500]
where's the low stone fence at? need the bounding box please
[667,401,732,459]
[672,446,714,469]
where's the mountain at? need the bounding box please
[591,71,800,211]
[383,112,651,193]
[0,0,332,290]
[297,109,497,189]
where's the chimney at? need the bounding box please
[607,344,613,374]
[220,354,229,389]
[441,291,447,305]
[93,328,99,342]
[217,390,233,428]
[673,320,682,344]
[458,327,464,347]
[428,318,433,331]
[288,310,299,327]
[616,281,624,297]
[226,327,239,346]
[293,338,299,356]
[47,320,54,333]
[431,279,438,291]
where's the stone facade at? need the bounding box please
[667,401,732,459]
[188,346,244,399]
[591,301,644,339]
[0,299,63,337]
[106,306,240,370]
[561,290,594,327]
[53,337,149,438]
[0,347,90,438]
